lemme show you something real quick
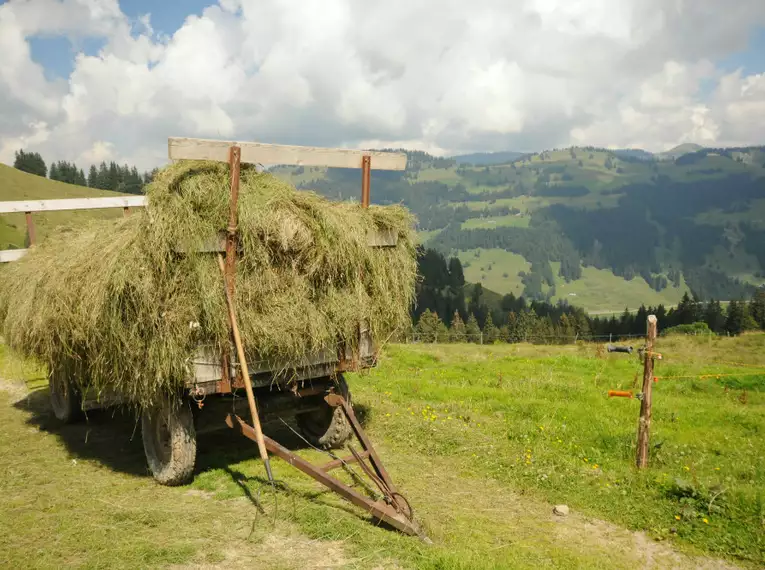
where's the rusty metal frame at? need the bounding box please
[225,390,426,540]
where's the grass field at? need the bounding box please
[704,246,765,288]
[461,214,530,230]
[452,250,689,312]
[457,248,530,296]
[1,334,764,569]
[551,264,689,312]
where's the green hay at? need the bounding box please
[0,161,417,409]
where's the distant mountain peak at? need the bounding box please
[657,143,705,160]
[667,143,704,153]
[451,151,524,166]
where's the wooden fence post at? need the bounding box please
[636,314,658,469]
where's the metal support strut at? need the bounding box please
[225,390,427,540]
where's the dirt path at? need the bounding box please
[397,459,744,570]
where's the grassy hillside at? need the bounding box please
[274,145,765,312]
[2,334,763,568]
[0,164,128,249]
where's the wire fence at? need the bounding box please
[401,331,648,345]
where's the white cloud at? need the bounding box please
[1,0,765,170]
[78,140,115,164]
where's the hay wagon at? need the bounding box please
[0,138,426,538]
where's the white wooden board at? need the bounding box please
[0,249,27,263]
[0,196,146,214]
[168,137,407,170]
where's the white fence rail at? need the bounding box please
[0,196,146,262]
[0,196,146,214]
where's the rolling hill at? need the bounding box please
[0,164,128,249]
[273,145,765,312]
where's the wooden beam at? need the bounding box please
[636,315,658,469]
[0,196,146,214]
[0,249,27,263]
[168,137,408,171]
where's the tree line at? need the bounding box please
[412,248,765,343]
[13,149,154,195]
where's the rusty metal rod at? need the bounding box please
[225,146,241,298]
[361,155,371,208]
[219,145,242,399]
[217,254,273,482]
[335,396,396,491]
[320,450,371,472]
[24,212,36,245]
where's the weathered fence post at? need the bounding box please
[636,314,658,469]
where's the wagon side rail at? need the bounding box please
[0,137,407,263]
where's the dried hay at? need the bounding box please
[0,161,417,408]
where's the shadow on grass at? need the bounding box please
[13,387,372,485]
[11,389,417,535]
[13,387,148,477]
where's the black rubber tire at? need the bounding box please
[297,375,353,449]
[48,360,84,424]
[141,399,197,486]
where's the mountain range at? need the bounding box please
[273,143,765,312]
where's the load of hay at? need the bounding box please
[0,161,417,408]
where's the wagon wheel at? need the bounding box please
[141,399,197,486]
[48,360,84,424]
[296,375,353,449]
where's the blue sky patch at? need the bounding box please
[119,0,214,35]
[719,26,765,76]
[29,36,107,80]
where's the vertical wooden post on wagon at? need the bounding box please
[636,314,658,468]
[24,212,36,246]
[361,154,372,208]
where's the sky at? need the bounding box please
[1,0,765,170]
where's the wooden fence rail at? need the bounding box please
[0,196,147,262]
